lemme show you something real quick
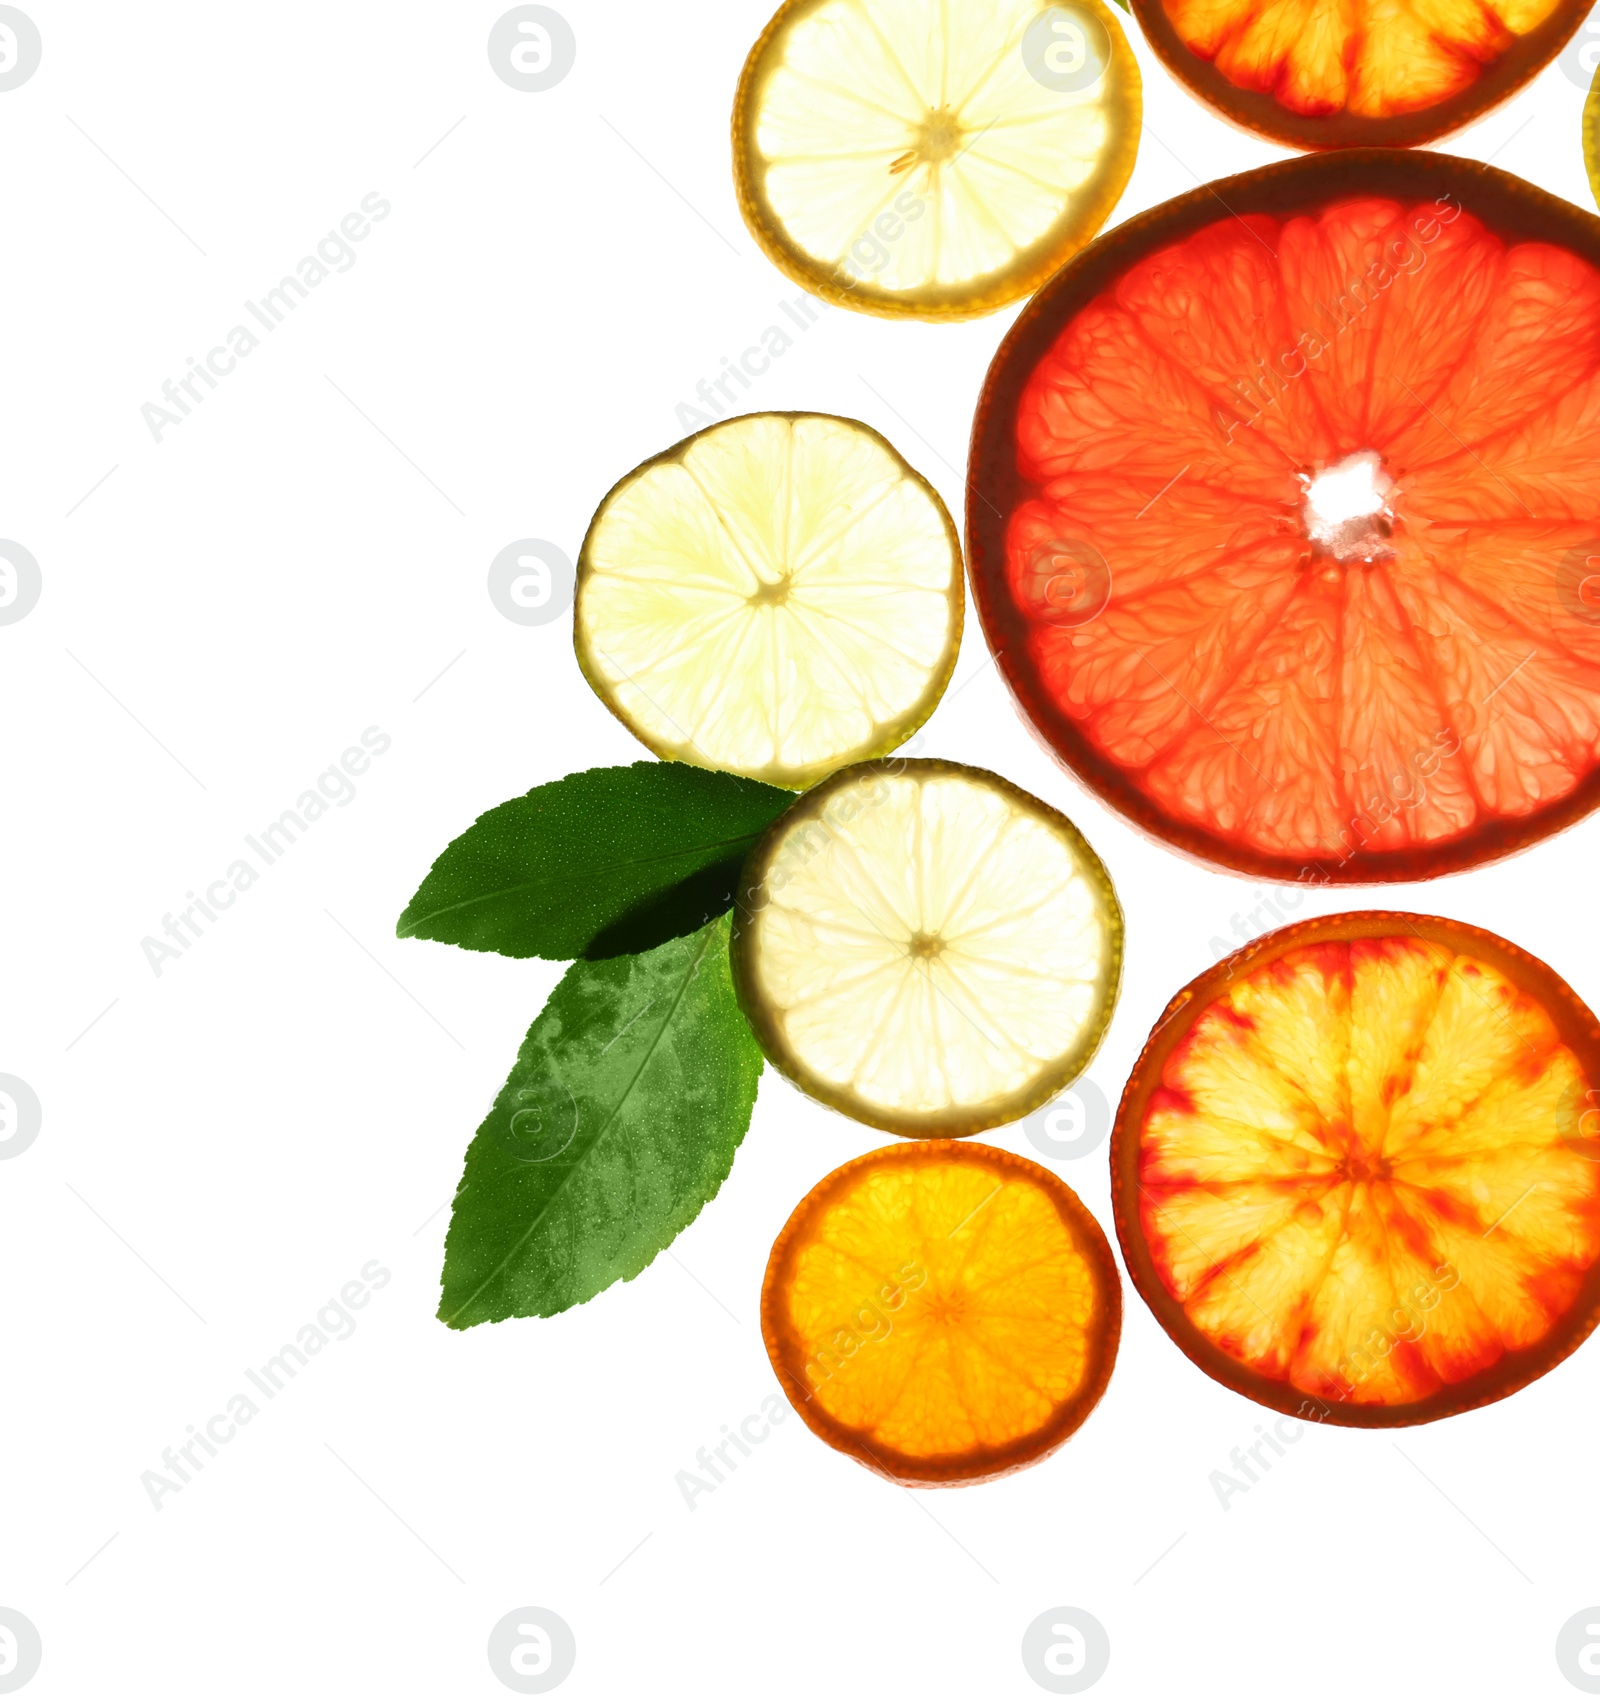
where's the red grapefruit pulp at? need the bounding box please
[968,152,1600,883]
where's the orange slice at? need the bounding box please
[1112,912,1600,1426]
[1132,0,1586,148]
[969,150,1600,883]
[763,1141,1120,1482]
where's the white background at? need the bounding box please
[5,2,1600,1696]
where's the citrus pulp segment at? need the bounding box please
[576,413,962,789]
[763,1141,1120,1482]
[733,758,1122,1136]
[1132,0,1586,148]
[1112,913,1600,1426]
[732,0,1141,320]
[968,151,1600,883]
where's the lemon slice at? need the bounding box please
[732,758,1122,1135]
[575,412,962,790]
[732,0,1142,320]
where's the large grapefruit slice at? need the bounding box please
[969,151,1600,884]
[1112,912,1600,1425]
[1132,0,1586,149]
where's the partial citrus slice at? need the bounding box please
[732,0,1141,320]
[1133,0,1585,148]
[1112,912,1600,1426]
[969,150,1600,883]
[1586,62,1600,212]
[733,758,1122,1135]
[763,1140,1120,1482]
[576,413,961,789]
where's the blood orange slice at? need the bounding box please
[1112,912,1600,1426]
[1132,0,1586,148]
[969,151,1600,883]
[763,1140,1120,1482]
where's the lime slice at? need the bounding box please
[575,412,962,790]
[733,0,1142,320]
[732,758,1122,1135]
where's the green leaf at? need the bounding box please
[396,761,793,962]
[437,915,762,1326]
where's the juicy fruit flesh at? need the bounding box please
[1162,0,1562,120]
[1007,195,1600,869]
[750,0,1123,299]
[1136,937,1600,1407]
[773,1149,1111,1461]
[579,415,958,788]
[744,767,1115,1121]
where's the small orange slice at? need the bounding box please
[1112,913,1600,1426]
[763,1141,1120,1483]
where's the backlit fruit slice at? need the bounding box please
[1133,0,1586,149]
[969,150,1600,884]
[1112,912,1600,1427]
[733,758,1122,1136]
[576,413,961,789]
[732,0,1141,321]
[1587,65,1600,213]
[763,1141,1120,1483]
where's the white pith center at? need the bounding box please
[1301,451,1395,563]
